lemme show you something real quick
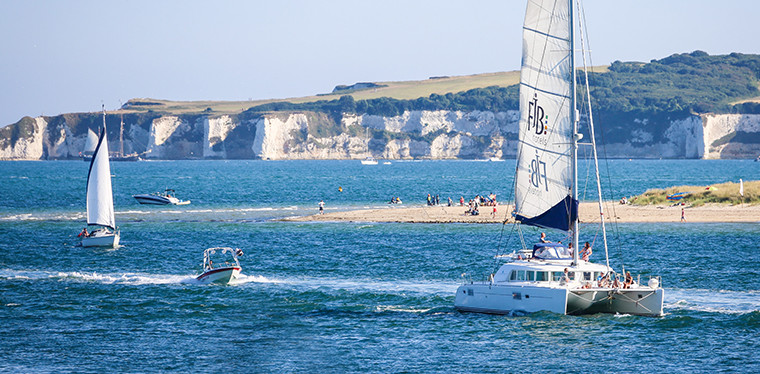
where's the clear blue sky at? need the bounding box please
[0,0,757,127]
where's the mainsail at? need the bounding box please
[514,0,578,231]
[86,116,116,229]
[83,128,98,155]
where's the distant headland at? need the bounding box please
[2,51,760,161]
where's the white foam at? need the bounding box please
[665,288,760,314]
[239,274,459,297]
[0,268,192,286]
[374,305,433,313]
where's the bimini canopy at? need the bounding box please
[532,243,572,260]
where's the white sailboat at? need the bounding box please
[79,106,120,248]
[80,128,98,161]
[360,127,378,165]
[454,0,664,317]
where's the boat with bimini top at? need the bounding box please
[133,189,190,205]
[196,247,243,284]
[454,0,664,317]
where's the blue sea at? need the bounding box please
[1,159,759,372]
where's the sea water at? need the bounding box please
[1,160,758,372]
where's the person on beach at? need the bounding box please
[491,203,497,217]
[581,242,592,261]
[318,200,325,214]
[427,194,432,206]
[448,197,453,207]
[681,208,685,222]
[460,196,464,206]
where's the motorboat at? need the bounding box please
[80,106,120,248]
[361,157,378,165]
[454,0,663,317]
[133,189,190,205]
[196,247,243,284]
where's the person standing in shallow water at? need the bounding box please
[319,200,325,214]
[681,208,685,222]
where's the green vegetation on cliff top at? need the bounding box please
[122,51,760,119]
[631,180,760,206]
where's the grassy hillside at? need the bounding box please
[631,180,760,206]
[122,71,523,115]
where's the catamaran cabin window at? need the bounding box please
[583,272,592,281]
[552,272,563,281]
[526,271,535,281]
[510,270,530,281]
[536,271,549,282]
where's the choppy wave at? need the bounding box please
[666,288,760,314]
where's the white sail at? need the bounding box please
[83,128,98,155]
[514,0,577,231]
[86,119,116,229]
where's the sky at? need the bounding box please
[1,0,758,127]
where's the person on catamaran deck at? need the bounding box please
[581,242,592,261]
[561,268,570,284]
[539,232,550,243]
[624,271,633,289]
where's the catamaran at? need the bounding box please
[80,106,120,248]
[454,0,664,317]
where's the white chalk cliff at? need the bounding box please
[2,111,760,160]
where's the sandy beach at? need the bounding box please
[284,202,760,224]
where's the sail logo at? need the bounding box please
[529,153,548,191]
[527,94,548,135]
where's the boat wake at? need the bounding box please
[666,288,760,314]
[234,273,459,297]
[0,269,458,298]
[0,268,193,286]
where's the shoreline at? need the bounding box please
[283,202,760,224]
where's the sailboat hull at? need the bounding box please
[81,231,120,247]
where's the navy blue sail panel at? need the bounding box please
[515,195,578,231]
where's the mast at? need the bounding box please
[570,0,580,266]
[119,113,125,157]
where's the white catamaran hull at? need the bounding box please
[455,283,664,317]
[196,266,241,284]
[455,283,569,315]
[81,230,120,247]
[567,288,664,316]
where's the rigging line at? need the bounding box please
[492,165,518,273]
[576,0,614,271]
